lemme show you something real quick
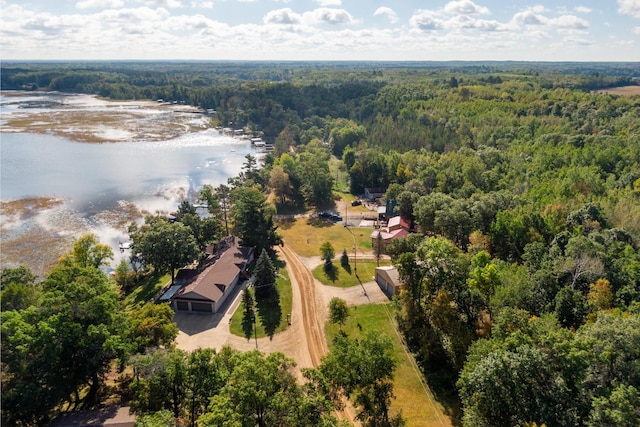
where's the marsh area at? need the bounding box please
[1,91,255,276]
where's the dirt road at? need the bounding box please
[279,244,328,367]
[175,244,388,423]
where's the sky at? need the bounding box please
[1,0,639,61]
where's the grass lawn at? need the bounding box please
[277,216,373,258]
[312,258,390,287]
[325,304,453,427]
[229,268,293,339]
[122,272,171,308]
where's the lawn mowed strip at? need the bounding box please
[312,258,390,287]
[325,303,453,427]
[229,268,293,339]
[277,217,373,258]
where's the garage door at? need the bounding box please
[176,301,189,311]
[191,302,213,313]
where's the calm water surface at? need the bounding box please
[1,131,254,213]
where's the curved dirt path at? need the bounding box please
[175,244,388,423]
[279,244,328,366]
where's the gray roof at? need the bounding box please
[174,239,253,303]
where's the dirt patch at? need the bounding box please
[596,86,640,96]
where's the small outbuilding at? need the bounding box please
[375,266,402,297]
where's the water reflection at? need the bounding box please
[1,131,253,213]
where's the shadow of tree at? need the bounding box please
[242,310,254,340]
[306,217,335,228]
[276,218,295,230]
[256,285,282,338]
[324,263,339,283]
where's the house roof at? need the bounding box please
[174,239,253,303]
[387,216,410,231]
[370,228,409,241]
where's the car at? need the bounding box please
[319,211,332,218]
[330,214,343,221]
[351,199,362,206]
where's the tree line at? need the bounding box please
[2,61,639,426]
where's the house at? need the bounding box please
[370,228,410,253]
[370,215,412,253]
[364,187,386,201]
[387,215,411,232]
[165,236,254,313]
[375,266,402,297]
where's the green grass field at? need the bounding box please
[122,272,171,308]
[229,268,293,339]
[277,216,373,258]
[312,258,390,287]
[325,304,453,427]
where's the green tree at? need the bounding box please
[374,230,384,265]
[242,288,256,339]
[269,165,293,206]
[128,302,179,353]
[458,345,566,427]
[588,384,640,427]
[200,183,232,237]
[319,331,403,427]
[254,249,276,292]
[340,249,350,272]
[0,266,39,311]
[213,351,299,427]
[129,217,200,285]
[232,186,283,255]
[328,297,349,332]
[320,241,335,272]
[554,286,587,329]
[175,201,223,250]
[65,233,114,269]
[299,149,334,207]
[329,119,367,157]
[135,410,175,427]
[2,239,124,425]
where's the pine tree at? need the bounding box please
[253,249,276,295]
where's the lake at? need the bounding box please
[0,92,258,272]
[0,131,253,213]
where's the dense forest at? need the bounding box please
[2,61,640,426]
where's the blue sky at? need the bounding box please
[1,0,639,61]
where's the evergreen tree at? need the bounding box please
[253,249,276,294]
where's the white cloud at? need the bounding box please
[618,0,640,18]
[446,15,502,31]
[410,10,443,31]
[511,7,588,31]
[548,15,589,30]
[314,0,341,6]
[76,0,124,9]
[138,0,182,8]
[574,6,591,14]
[303,8,356,25]
[264,8,302,25]
[634,26,640,34]
[512,9,545,26]
[443,0,490,15]
[374,7,399,24]
[190,1,213,7]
